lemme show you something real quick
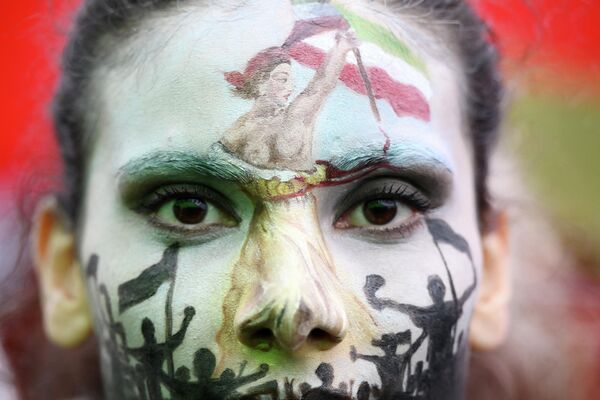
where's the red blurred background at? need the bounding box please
[1,0,599,183]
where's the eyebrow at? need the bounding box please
[322,143,454,205]
[118,151,253,201]
[119,150,253,181]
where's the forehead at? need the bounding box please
[90,0,469,175]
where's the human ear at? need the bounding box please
[469,211,511,351]
[33,196,92,348]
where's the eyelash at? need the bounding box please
[335,181,433,238]
[361,183,432,211]
[135,183,240,238]
[138,184,231,213]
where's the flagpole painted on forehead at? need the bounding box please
[329,1,390,151]
[351,44,391,152]
[352,46,381,123]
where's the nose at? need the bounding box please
[234,195,348,352]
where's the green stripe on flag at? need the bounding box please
[333,3,427,74]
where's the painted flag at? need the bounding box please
[286,3,431,121]
[118,245,179,314]
[426,218,473,261]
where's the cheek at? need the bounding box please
[325,222,478,333]
[83,234,246,356]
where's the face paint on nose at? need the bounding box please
[217,192,375,366]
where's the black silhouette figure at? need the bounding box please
[86,255,139,398]
[301,363,351,400]
[240,379,280,399]
[350,329,426,399]
[175,366,191,382]
[134,364,149,400]
[356,381,371,400]
[406,361,424,395]
[365,272,474,374]
[299,382,312,396]
[362,218,478,399]
[283,378,300,400]
[160,347,270,400]
[98,284,138,396]
[126,306,195,400]
[87,251,277,399]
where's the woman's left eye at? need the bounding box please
[333,179,433,236]
[335,198,417,230]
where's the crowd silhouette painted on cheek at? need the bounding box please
[85,218,476,399]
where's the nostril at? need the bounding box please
[251,328,274,341]
[308,328,343,350]
[246,328,275,352]
[309,328,330,340]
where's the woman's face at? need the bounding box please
[259,63,293,106]
[79,1,482,398]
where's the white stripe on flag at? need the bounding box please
[303,32,432,100]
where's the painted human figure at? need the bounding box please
[86,256,138,398]
[364,270,476,395]
[350,330,427,399]
[125,306,195,400]
[301,363,351,400]
[356,381,371,400]
[98,284,139,394]
[221,30,358,170]
[159,347,270,399]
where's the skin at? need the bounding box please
[33,1,511,399]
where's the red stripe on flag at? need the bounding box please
[289,42,430,121]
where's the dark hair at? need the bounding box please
[415,0,503,229]
[54,0,502,227]
[4,0,502,398]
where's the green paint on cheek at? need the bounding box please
[333,4,427,74]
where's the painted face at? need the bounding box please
[80,1,481,399]
[260,63,294,106]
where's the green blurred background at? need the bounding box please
[512,90,600,272]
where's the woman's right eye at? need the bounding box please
[155,197,237,227]
[140,184,239,233]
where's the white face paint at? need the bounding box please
[79,1,481,398]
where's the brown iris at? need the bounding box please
[363,199,398,225]
[173,198,207,224]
